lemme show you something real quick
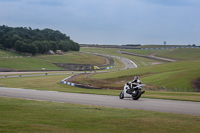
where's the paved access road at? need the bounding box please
[0,71,81,79]
[0,87,199,116]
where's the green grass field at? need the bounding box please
[123,48,200,60]
[122,48,170,56]
[1,46,200,132]
[157,48,200,60]
[0,50,106,70]
[1,97,199,133]
[139,45,192,48]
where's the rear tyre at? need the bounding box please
[119,91,124,99]
[132,90,142,100]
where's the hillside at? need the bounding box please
[0,49,106,71]
[78,47,200,91]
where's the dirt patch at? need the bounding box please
[66,73,87,82]
[151,62,163,65]
[96,56,111,66]
[102,57,110,66]
[193,78,200,92]
[148,53,158,57]
[65,73,131,90]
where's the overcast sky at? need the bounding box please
[0,0,200,45]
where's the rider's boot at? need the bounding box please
[141,91,145,94]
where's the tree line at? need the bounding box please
[0,25,80,55]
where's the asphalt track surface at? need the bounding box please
[110,55,137,69]
[0,87,200,116]
[81,51,138,69]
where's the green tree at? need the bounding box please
[58,40,70,52]
[29,44,38,55]
[49,41,58,52]
[0,25,80,55]
[14,40,23,52]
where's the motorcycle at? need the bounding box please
[119,83,145,100]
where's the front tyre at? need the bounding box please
[132,90,142,100]
[119,91,124,99]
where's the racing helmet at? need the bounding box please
[134,76,139,80]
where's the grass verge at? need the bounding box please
[0,97,200,133]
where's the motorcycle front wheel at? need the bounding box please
[132,90,142,100]
[119,91,124,99]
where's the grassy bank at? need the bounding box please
[0,57,65,70]
[0,50,106,70]
[35,52,106,65]
[0,97,200,133]
[74,60,200,91]
[0,49,23,56]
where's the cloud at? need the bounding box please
[26,0,66,6]
[0,0,200,45]
[0,0,21,2]
[141,0,199,6]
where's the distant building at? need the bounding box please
[48,50,54,55]
[55,50,63,55]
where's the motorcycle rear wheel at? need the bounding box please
[132,90,142,100]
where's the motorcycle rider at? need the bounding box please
[127,76,142,90]
[119,75,145,100]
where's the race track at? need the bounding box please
[0,87,199,116]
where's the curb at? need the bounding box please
[61,74,77,87]
[105,66,115,69]
[61,74,102,89]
